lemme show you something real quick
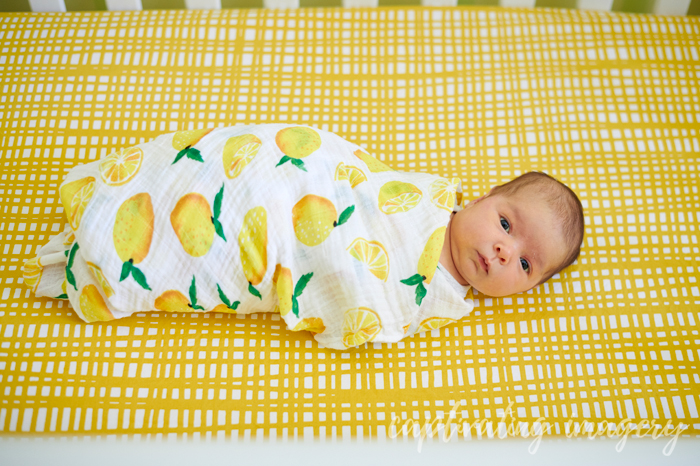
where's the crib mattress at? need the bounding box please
[0,6,698,440]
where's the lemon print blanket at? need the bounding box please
[23,124,474,350]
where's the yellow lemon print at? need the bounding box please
[416,317,457,333]
[63,230,76,248]
[347,238,389,282]
[22,257,43,293]
[292,195,355,247]
[154,290,193,313]
[342,307,382,348]
[292,317,326,335]
[334,163,367,188]
[429,177,461,212]
[223,134,262,179]
[172,128,213,164]
[59,278,68,299]
[212,303,237,314]
[99,146,143,186]
[400,226,446,306]
[113,192,154,290]
[378,181,422,214]
[86,261,115,298]
[60,177,95,230]
[275,126,322,171]
[354,148,393,173]
[171,193,215,257]
[273,264,294,316]
[171,185,227,257]
[403,324,410,334]
[79,284,115,322]
[272,264,313,317]
[238,206,268,298]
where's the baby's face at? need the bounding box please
[446,190,568,297]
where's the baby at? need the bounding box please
[439,171,584,298]
[22,124,584,350]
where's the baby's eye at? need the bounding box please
[500,217,510,233]
[520,258,530,273]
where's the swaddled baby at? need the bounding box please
[22,124,584,350]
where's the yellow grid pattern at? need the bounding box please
[1,6,699,439]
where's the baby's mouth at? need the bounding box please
[477,252,489,273]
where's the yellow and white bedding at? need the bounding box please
[22,123,472,350]
[0,6,698,439]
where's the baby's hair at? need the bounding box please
[489,171,584,285]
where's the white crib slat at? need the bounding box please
[29,0,67,12]
[263,0,299,8]
[105,0,143,10]
[500,0,537,8]
[343,0,379,7]
[654,0,691,16]
[422,0,458,6]
[185,0,222,9]
[577,0,613,11]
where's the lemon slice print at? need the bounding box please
[223,134,262,179]
[416,317,456,333]
[342,307,382,348]
[275,126,322,172]
[79,284,115,322]
[172,128,213,164]
[334,163,367,188]
[86,261,115,298]
[400,226,446,306]
[429,177,461,212]
[99,146,143,186]
[354,148,394,173]
[378,181,422,214]
[292,317,325,335]
[22,257,43,293]
[347,238,389,282]
[60,177,95,230]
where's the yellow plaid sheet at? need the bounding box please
[0,6,698,439]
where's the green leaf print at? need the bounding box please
[401,273,428,306]
[214,184,224,219]
[188,275,204,310]
[290,158,307,172]
[400,273,423,286]
[65,242,79,291]
[130,265,152,291]
[172,147,204,165]
[120,260,133,282]
[294,272,314,298]
[276,155,291,167]
[336,205,355,226]
[248,282,262,300]
[216,284,240,311]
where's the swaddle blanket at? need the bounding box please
[22,124,474,350]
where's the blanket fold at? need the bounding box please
[23,124,474,349]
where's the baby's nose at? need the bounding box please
[495,242,514,263]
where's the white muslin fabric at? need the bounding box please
[23,124,474,350]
